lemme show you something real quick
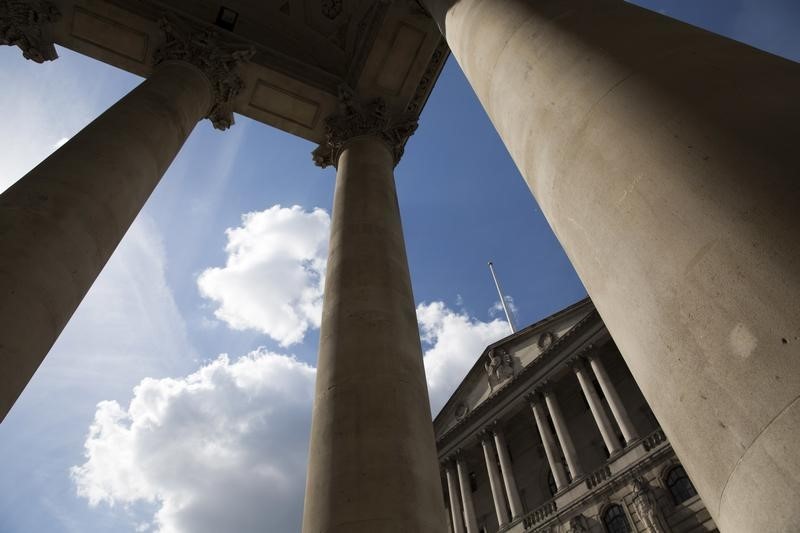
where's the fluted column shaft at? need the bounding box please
[589,354,638,444]
[422,0,800,529]
[0,61,212,420]
[575,363,622,454]
[480,434,510,527]
[529,398,568,490]
[456,456,479,533]
[492,425,523,519]
[445,465,465,533]
[302,134,445,532]
[543,389,583,478]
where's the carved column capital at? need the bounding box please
[312,86,418,168]
[0,0,60,63]
[154,18,255,130]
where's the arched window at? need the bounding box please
[665,465,698,504]
[602,504,631,533]
[547,470,557,496]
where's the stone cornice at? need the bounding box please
[312,86,418,168]
[154,17,255,130]
[0,0,60,63]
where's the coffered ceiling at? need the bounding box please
[47,0,448,141]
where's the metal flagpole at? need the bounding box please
[488,261,516,334]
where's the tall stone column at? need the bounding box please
[0,0,61,62]
[421,0,800,529]
[574,360,622,455]
[0,20,252,421]
[527,393,568,490]
[445,463,465,533]
[492,423,523,519]
[589,353,638,444]
[302,89,446,533]
[543,388,583,478]
[455,452,479,533]
[479,430,510,527]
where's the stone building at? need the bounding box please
[2,1,799,532]
[437,298,717,533]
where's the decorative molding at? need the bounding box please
[312,85,418,168]
[538,331,556,350]
[154,17,255,130]
[321,0,343,20]
[0,0,60,63]
[405,36,448,114]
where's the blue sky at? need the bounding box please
[0,2,798,532]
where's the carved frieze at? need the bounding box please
[312,85,418,168]
[0,0,60,63]
[154,18,255,130]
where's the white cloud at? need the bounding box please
[418,302,510,414]
[197,205,330,347]
[71,349,315,533]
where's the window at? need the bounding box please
[602,504,631,533]
[469,472,478,493]
[665,465,698,504]
[547,470,557,496]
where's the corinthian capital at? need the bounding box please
[154,18,255,130]
[0,0,61,63]
[312,86,418,168]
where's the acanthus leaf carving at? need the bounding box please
[312,85,418,168]
[0,0,60,63]
[154,17,255,130]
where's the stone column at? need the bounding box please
[455,453,479,533]
[492,423,523,519]
[302,89,445,533]
[479,430,510,527]
[574,360,622,455]
[0,20,252,421]
[527,393,568,490]
[543,388,583,478]
[589,353,638,444]
[445,463,465,533]
[0,0,61,62]
[422,0,800,529]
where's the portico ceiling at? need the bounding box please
[48,0,448,141]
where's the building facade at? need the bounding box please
[436,298,717,533]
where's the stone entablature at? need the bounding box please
[26,0,447,142]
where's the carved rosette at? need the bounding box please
[312,86,418,168]
[154,18,255,130]
[0,0,60,63]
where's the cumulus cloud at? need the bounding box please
[71,350,315,533]
[197,205,330,346]
[418,302,509,414]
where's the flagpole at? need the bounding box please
[488,261,516,334]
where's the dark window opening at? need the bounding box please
[602,504,632,533]
[666,465,698,504]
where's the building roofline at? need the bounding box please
[432,295,594,423]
